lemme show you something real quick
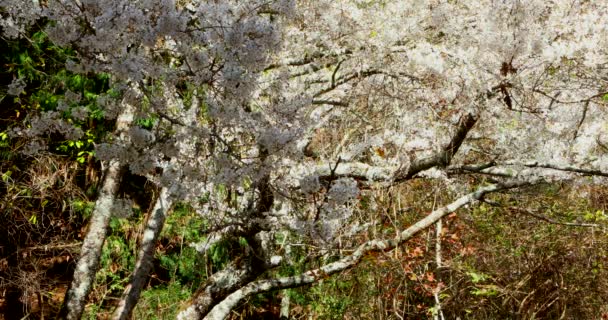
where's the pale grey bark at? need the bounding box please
[449,160,608,179]
[502,160,608,177]
[112,187,174,320]
[61,158,125,320]
[61,103,134,320]
[432,218,445,320]
[312,161,394,182]
[306,113,479,183]
[177,262,262,320]
[202,181,530,320]
[279,291,290,319]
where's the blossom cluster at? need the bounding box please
[3,0,608,263]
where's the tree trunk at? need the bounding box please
[60,159,125,319]
[60,103,134,320]
[112,187,174,320]
[279,291,290,319]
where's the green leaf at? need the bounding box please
[471,285,500,297]
[467,271,488,283]
[2,170,12,182]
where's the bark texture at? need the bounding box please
[177,261,264,320]
[61,103,133,320]
[178,163,273,320]
[112,187,174,320]
[60,159,125,319]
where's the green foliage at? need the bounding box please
[207,236,249,271]
[583,209,607,222]
[133,282,192,319]
[96,218,138,293]
[467,271,489,284]
[82,304,103,320]
[71,200,96,219]
[57,130,97,163]
[158,204,207,287]
[158,248,202,285]
[306,279,354,319]
[135,115,158,130]
[162,204,205,242]
[1,22,114,164]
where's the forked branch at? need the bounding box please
[202,180,530,320]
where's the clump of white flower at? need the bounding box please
[129,127,156,146]
[24,111,84,141]
[7,77,26,96]
[327,178,359,206]
[258,128,298,153]
[129,154,158,176]
[64,90,82,103]
[299,174,320,194]
[94,143,125,162]
[71,107,89,121]
[22,140,47,156]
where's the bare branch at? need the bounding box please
[450,160,608,179]
[313,69,384,97]
[398,113,479,181]
[313,161,394,182]
[502,160,608,177]
[306,113,479,184]
[572,99,590,141]
[311,99,348,107]
[202,181,531,320]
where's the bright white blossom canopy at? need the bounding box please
[2,1,608,318]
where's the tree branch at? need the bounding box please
[202,181,530,320]
[112,187,175,320]
[398,113,478,180]
[501,160,608,177]
[60,96,135,320]
[449,160,608,179]
[306,113,479,184]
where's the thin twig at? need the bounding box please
[18,242,83,253]
[572,100,590,141]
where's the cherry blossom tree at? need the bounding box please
[2,0,608,319]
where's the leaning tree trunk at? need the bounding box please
[114,83,202,318]
[112,187,174,320]
[60,158,125,319]
[60,103,134,320]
